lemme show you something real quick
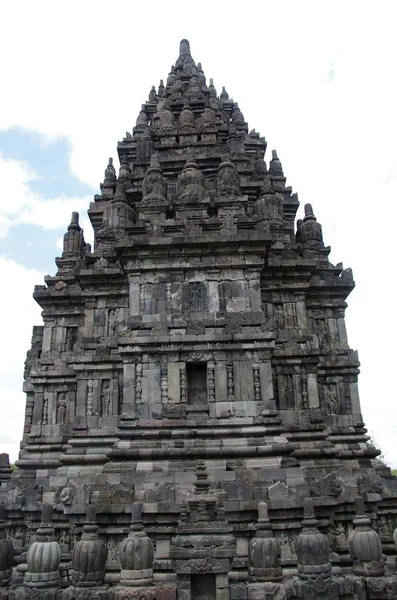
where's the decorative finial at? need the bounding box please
[149,85,157,102]
[303,203,316,222]
[103,157,116,186]
[68,211,80,231]
[208,78,217,97]
[220,86,229,100]
[270,150,284,176]
[179,39,191,56]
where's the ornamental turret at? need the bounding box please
[300,203,324,248]
[166,65,176,88]
[295,498,331,579]
[269,149,284,176]
[216,157,241,198]
[249,502,281,581]
[197,62,206,86]
[118,502,154,589]
[118,156,130,181]
[178,100,196,133]
[62,212,84,258]
[176,38,195,70]
[24,504,61,588]
[177,157,206,203]
[148,85,157,102]
[107,181,133,229]
[102,157,116,188]
[201,101,217,134]
[220,86,229,100]
[253,179,284,226]
[139,153,168,220]
[153,97,176,135]
[71,505,107,588]
[231,102,247,132]
[348,496,385,577]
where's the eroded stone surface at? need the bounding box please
[2,38,397,599]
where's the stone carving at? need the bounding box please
[71,505,107,587]
[358,473,385,494]
[249,502,281,581]
[59,486,75,506]
[62,212,84,258]
[100,380,111,416]
[216,157,241,198]
[102,157,116,187]
[178,99,196,133]
[56,392,67,424]
[4,38,397,600]
[332,522,348,547]
[118,502,154,586]
[24,504,61,588]
[348,497,385,577]
[309,472,343,497]
[295,499,331,579]
[254,179,284,226]
[107,181,134,229]
[300,204,323,248]
[142,152,167,205]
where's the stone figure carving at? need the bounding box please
[100,380,111,416]
[56,392,67,424]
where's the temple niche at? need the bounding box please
[1,39,397,600]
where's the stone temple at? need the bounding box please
[1,39,397,600]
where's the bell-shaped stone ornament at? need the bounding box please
[119,502,154,587]
[201,101,217,133]
[177,157,206,202]
[269,150,284,176]
[249,502,281,581]
[148,85,157,102]
[220,86,229,101]
[216,157,241,198]
[196,62,206,86]
[142,153,167,205]
[136,105,149,128]
[166,65,176,87]
[118,157,130,181]
[25,504,61,588]
[71,505,107,588]
[300,203,324,248]
[103,157,116,186]
[0,505,14,587]
[254,179,284,226]
[62,212,84,257]
[348,496,384,577]
[178,100,196,133]
[295,498,331,579]
[107,182,134,229]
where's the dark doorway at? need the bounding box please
[191,574,216,600]
[186,363,208,406]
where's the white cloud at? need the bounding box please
[0,152,91,239]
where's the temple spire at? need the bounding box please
[179,39,191,57]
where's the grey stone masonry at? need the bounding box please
[1,39,397,599]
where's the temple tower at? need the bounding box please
[2,39,397,600]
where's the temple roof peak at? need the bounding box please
[176,39,196,69]
[179,39,191,57]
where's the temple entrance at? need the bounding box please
[191,574,216,600]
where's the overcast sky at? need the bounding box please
[0,0,396,466]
